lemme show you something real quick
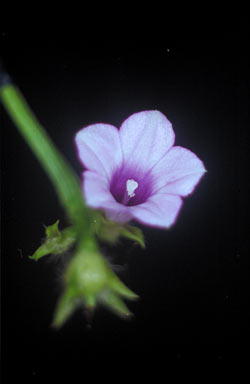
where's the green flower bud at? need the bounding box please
[52,248,138,328]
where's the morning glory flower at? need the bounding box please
[75,111,206,228]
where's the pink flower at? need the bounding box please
[75,111,206,228]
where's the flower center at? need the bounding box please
[110,166,153,207]
[121,179,139,205]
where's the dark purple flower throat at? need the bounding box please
[110,165,153,206]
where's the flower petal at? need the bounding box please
[103,202,133,223]
[83,171,132,222]
[119,111,175,171]
[130,194,183,228]
[75,124,122,179]
[151,146,206,196]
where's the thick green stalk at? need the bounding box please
[0,84,93,247]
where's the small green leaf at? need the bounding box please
[29,221,76,261]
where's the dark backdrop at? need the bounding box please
[1,35,249,377]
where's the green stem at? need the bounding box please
[0,84,94,247]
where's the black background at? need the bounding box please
[1,33,249,377]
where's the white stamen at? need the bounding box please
[126,179,138,198]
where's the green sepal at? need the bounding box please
[52,287,78,329]
[99,290,133,318]
[96,216,145,248]
[29,220,76,261]
[120,224,145,248]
